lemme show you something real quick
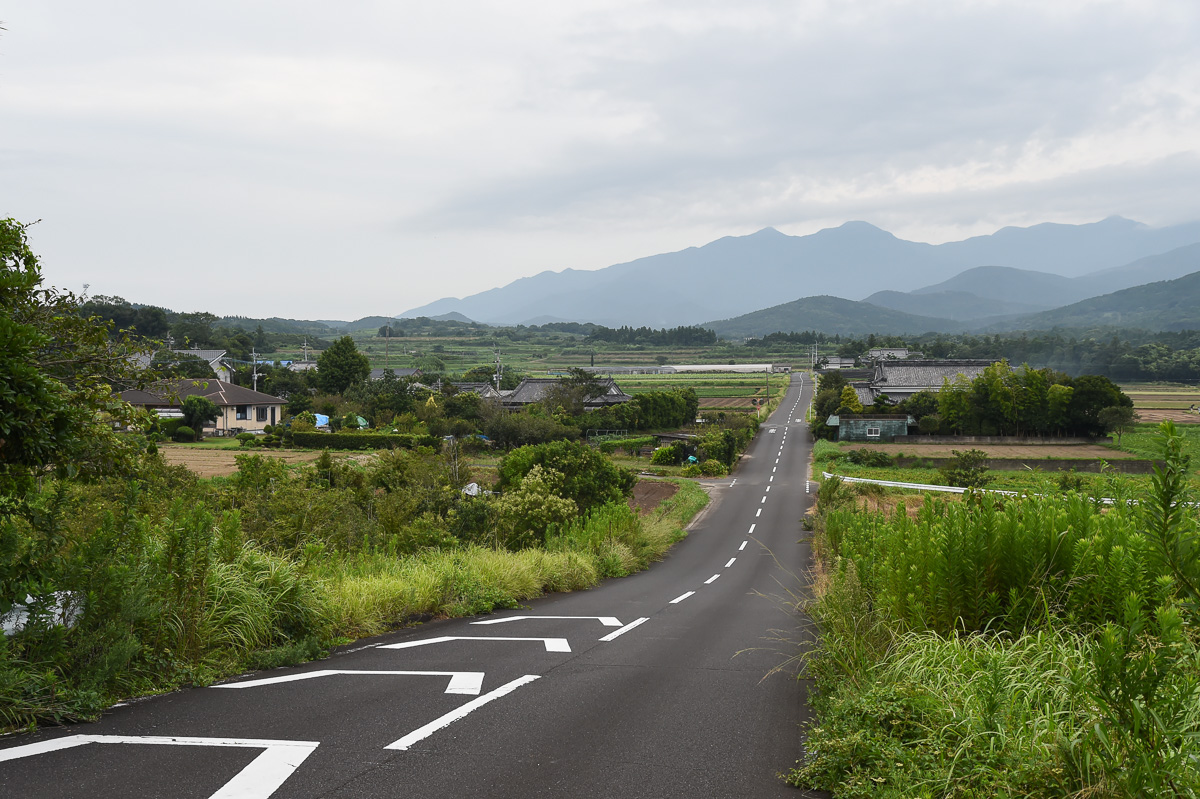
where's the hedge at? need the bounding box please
[290,431,441,450]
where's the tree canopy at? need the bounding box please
[316,336,370,394]
[1,219,147,508]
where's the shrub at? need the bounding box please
[699,459,727,477]
[651,442,686,465]
[172,425,196,443]
[811,440,844,463]
[917,414,940,435]
[236,432,256,447]
[290,431,439,450]
[939,448,990,488]
[680,464,702,477]
[846,449,894,467]
[497,439,635,512]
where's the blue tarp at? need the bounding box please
[314,413,330,427]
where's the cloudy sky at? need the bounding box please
[4,1,1199,320]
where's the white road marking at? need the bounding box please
[769,428,776,433]
[386,675,540,751]
[739,541,748,550]
[471,615,620,627]
[769,476,774,482]
[766,485,771,492]
[756,508,762,517]
[760,496,766,503]
[705,574,720,584]
[730,479,737,486]
[0,735,319,799]
[669,591,695,604]
[773,467,776,473]
[213,670,485,695]
[380,636,571,653]
[775,459,779,464]
[748,523,756,534]
[725,558,736,567]
[599,617,649,641]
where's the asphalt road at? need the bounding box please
[1,375,821,798]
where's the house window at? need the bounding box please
[866,427,881,438]
[256,406,268,422]
[236,405,249,420]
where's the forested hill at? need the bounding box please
[702,295,964,338]
[990,270,1200,332]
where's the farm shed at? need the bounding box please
[826,413,915,442]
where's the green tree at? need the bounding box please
[837,385,863,414]
[180,395,219,438]
[316,336,370,394]
[0,219,146,507]
[497,439,634,512]
[1099,405,1139,445]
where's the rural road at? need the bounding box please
[1,375,821,798]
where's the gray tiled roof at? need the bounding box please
[502,378,632,406]
[120,379,284,408]
[874,360,992,389]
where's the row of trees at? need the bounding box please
[810,362,1134,440]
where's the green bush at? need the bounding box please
[811,440,844,463]
[680,464,702,477]
[172,425,196,443]
[938,448,990,488]
[846,448,894,467]
[159,418,186,440]
[650,442,686,465]
[917,413,940,435]
[498,439,635,513]
[236,432,255,447]
[290,431,440,450]
[699,459,727,477]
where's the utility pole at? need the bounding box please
[251,348,261,392]
[493,348,503,390]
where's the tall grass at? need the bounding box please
[792,422,1200,797]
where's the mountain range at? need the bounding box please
[399,217,1200,329]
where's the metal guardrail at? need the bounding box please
[819,472,1138,506]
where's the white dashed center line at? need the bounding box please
[725,558,736,568]
[670,591,695,604]
[704,574,720,584]
[739,541,748,550]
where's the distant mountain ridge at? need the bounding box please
[865,243,1200,322]
[399,217,1200,328]
[702,296,964,338]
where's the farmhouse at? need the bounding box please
[120,379,286,434]
[369,367,422,380]
[499,377,633,410]
[826,413,915,441]
[863,359,992,402]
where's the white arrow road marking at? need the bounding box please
[471,615,620,627]
[380,636,571,653]
[386,675,540,751]
[0,735,318,799]
[213,670,485,695]
[599,617,649,641]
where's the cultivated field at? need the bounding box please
[841,441,1140,459]
[159,444,326,477]
[1121,382,1200,423]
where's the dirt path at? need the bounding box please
[159,446,325,478]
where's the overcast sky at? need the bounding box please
[4,1,1200,321]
